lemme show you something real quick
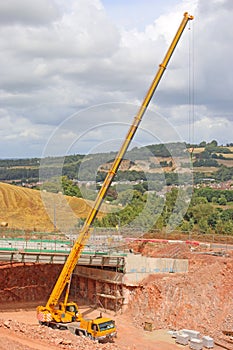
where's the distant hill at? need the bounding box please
[0,182,105,232]
[0,142,232,185]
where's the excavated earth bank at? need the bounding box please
[1,243,233,349]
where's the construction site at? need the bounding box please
[0,9,233,350]
[1,229,233,350]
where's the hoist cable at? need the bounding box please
[188,19,195,158]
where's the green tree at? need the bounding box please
[218,196,227,205]
[114,189,134,206]
[152,215,164,230]
[222,221,233,234]
[61,176,82,197]
[187,203,214,224]
[180,220,190,232]
[191,196,208,205]
[199,141,206,147]
[133,183,146,194]
[198,218,209,234]
[221,209,233,222]
[211,196,217,204]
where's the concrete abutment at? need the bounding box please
[71,254,188,312]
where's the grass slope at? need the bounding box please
[0,182,104,232]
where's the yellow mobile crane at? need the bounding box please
[37,12,193,341]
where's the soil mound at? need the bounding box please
[127,253,233,338]
[0,182,104,232]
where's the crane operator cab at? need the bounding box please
[58,301,81,323]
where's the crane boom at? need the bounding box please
[38,12,193,317]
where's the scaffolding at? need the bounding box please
[71,257,125,313]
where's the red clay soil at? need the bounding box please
[127,255,233,333]
[0,310,185,350]
[126,245,233,345]
[0,263,62,304]
[1,242,233,349]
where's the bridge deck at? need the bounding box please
[0,249,126,269]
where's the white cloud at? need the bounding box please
[0,0,60,26]
[193,115,233,144]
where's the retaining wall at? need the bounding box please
[123,254,188,285]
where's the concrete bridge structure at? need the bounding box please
[0,238,188,312]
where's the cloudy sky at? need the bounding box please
[0,0,232,158]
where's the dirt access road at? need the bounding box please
[0,307,189,350]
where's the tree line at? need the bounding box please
[0,141,232,185]
[93,187,233,235]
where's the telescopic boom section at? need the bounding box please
[45,12,194,310]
